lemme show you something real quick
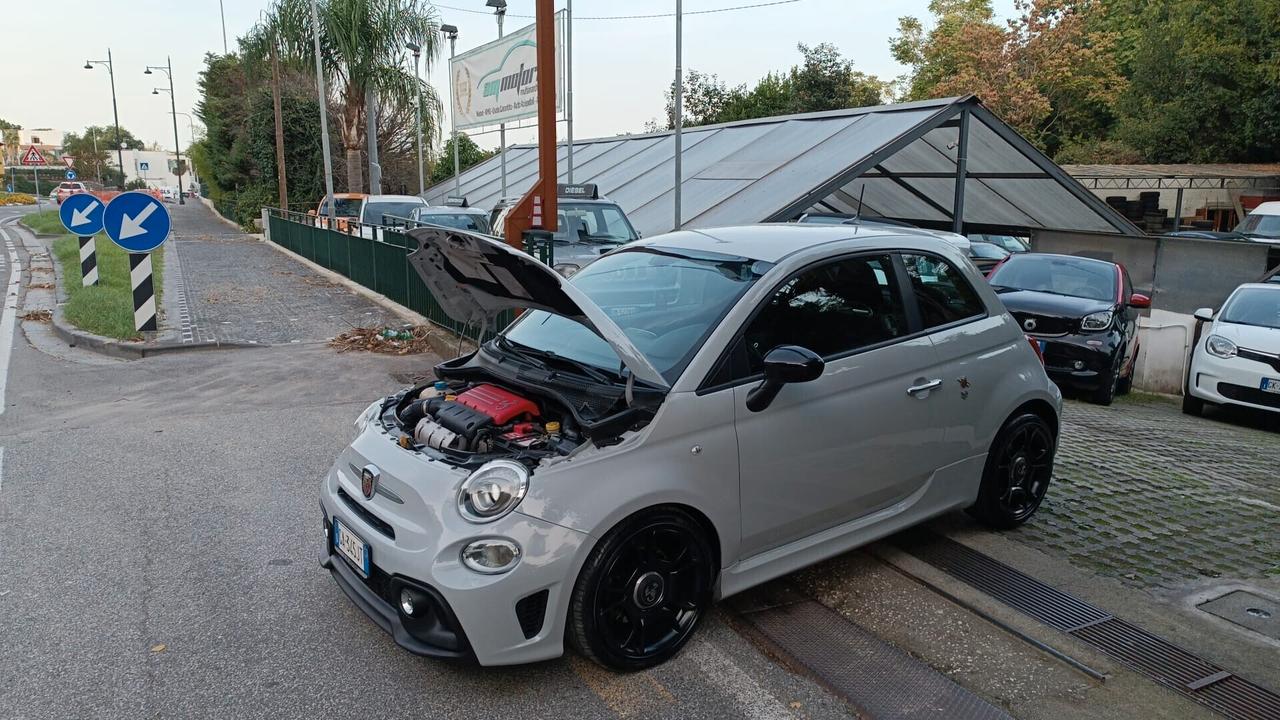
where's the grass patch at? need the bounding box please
[20,210,66,235]
[51,232,164,341]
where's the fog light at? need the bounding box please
[461,539,522,574]
[1073,360,1085,370]
[399,589,417,616]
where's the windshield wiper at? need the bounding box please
[497,337,617,384]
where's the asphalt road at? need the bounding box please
[0,212,850,720]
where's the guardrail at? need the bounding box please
[264,207,512,340]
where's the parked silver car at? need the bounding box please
[319,223,1062,670]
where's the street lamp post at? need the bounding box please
[673,0,683,231]
[84,50,126,189]
[487,0,508,197]
[406,42,425,196]
[441,24,460,197]
[146,58,186,204]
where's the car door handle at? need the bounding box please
[906,379,942,396]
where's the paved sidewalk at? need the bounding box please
[168,202,397,345]
[1010,394,1280,592]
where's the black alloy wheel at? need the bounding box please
[568,508,715,671]
[969,413,1056,529]
[1091,359,1120,405]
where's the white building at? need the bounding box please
[108,149,196,191]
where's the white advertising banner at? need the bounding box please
[449,10,565,130]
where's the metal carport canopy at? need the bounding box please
[423,95,1141,239]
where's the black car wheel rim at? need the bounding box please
[997,423,1053,520]
[593,520,709,661]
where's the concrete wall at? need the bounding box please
[1028,230,1270,394]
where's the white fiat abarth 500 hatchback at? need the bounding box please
[319,223,1062,671]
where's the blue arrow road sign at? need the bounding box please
[65,169,77,180]
[103,191,171,253]
[59,193,106,237]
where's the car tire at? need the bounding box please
[1182,393,1205,416]
[567,507,715,672]
[1090,367,1119,405]
[968,412,1056,530]
[1116,347,1136,396]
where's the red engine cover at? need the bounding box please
[455,384,540,424]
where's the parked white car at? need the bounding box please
[355,195,428,238]
[319,224,1062,670]
[1184,283,1280,416]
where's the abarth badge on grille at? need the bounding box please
[360,464,380,500]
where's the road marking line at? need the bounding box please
[682,638,799,720]
[567,655,675,718]
[0,227,20,417]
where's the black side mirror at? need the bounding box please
[746,345,824,412]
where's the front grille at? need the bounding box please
[1238,348,1280,373]
[337,487,396,539]
[515,589,549,639]
[1012,312,1076,336]
[1217,382,1280,409]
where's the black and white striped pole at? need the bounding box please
[78,235,99,286]
[58,195,106,288]
[102,191,171,334]
[129,252,157,331]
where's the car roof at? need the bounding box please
[1233,282,1280,292]
[420,205,486,215]
[364,195,425,203]
[1249,201,1280,216]
[626,224,953,263]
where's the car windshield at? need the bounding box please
[1220,288,1280,329]
[988,254,1117,302]
[415,212,491,234]
[554,203,636,244]
[1234,212,1280,239]
[322,197,362,218]
[362,201,423,225]
[501,248,772,383]
[970,243,1010,260]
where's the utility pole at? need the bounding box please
[566,0,574,182]
[487,0,508,198]
[441,24,460,196]
[270,35,289,210]
[406,42,424,195]
[219,0,229,54]
[673,0,683,230]
[85,50,126,189]
[310,0,336,222]
[146,57,187,204]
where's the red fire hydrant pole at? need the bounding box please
[502,0,558,251]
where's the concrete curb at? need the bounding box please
[253,231,474,359]
[24,222,259,360]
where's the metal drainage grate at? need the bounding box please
[896,532,1280,720]
[735,597,1013,720]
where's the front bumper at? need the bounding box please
[1035,334,1119,390]
[1187,347,1280,414]
[318,424,591,666]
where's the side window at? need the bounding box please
[741,254,908,374]
[900,253,986,329]
[1121,268,1133,304]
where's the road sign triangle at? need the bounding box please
[20,145,47,166]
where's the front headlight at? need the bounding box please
[1080,311,1113,332]
[553,263,581,278]
[457,460,529,523]
[1206,334,1237,359]
[354,399,382,433]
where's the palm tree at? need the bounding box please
[257,0,443,193]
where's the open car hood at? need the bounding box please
[406,227,669,389]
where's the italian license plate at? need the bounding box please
[1261,378,1280,394]
[332,518,370,577]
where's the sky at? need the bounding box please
[0,0,1015,154]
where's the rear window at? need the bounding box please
[362,201,424,225]
[415,212,491,234]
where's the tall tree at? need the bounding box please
[1112,0,1280,162]
[890,0,1125,155]
[62,126,145,184]
[262,0,444,192]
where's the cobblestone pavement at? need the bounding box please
[1008,394,1280,590]
[169,202,397,344]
